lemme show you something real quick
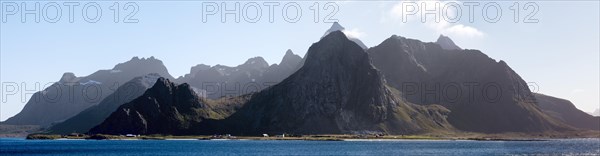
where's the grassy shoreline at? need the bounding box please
[25,131,600,141]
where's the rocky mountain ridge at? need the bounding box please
[3,57,174,126]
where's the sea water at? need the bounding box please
[1,138,599,155]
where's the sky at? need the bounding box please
[1,0,599,121]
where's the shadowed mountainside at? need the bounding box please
[368,35,569,133]
[89,78,250,135]
[3,57,174,126]
[48,74,163,134]
[535,93,600,130]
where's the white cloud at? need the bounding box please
[444,24,484,38]
[343,28,366,38]
[386,0,484,38]
[426,20,484,38]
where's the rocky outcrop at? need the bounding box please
[435,35,461,50]
[89,78,250,135]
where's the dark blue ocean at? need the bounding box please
[1,138,599,155]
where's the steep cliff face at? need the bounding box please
[88,78,250,135]
[368,35,569,133]
[212,31,453,135]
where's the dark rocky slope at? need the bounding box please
[89,78,250,135]
[368,35,569,133]
[535,93,600,130]
[48,74,162,134]
[207,31,453,135]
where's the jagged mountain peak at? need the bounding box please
[322,22,345,37]
[321,22,368,49]
[149,77,176,93]
[435,34,462,50]
[190,64,211,72]
[156,77,200,95]
[105,56,174,80]
[282,49,296,60]
[59,72,78,83]
[280,49,302,66]
[384,35,420,44]
[284,49,294,56]
[239,57,269,69]
[184,64,211,78]
[304,30,365,68]
[301,30,370,72]
[113,56,165,71]
[131,56,158,61]
[331,21,344,29]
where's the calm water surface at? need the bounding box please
[1,138,599,155]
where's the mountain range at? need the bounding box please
[47,51,302,134]
[174,50,302,99]
[90,31,455,135]
[3,23,598,136]
[3,57,174,126]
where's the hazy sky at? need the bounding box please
[1,1,599,121]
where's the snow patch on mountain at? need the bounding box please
[80,80,102,85]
